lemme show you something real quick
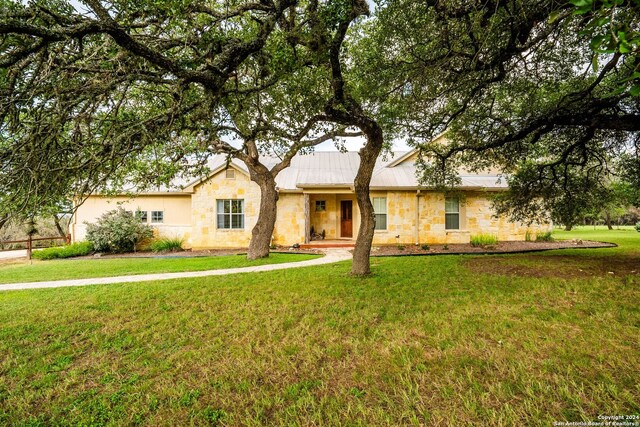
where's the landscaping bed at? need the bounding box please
[73,247,323,259]
[372,239,615,256]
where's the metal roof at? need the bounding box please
[144,150,507,193]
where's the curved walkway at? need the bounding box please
[0,249,352,292]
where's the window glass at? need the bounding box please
[445,197,460,230]
[372,197,387,230]
[135,211,148,222]
[151,211,163,223]
[217,199,244,229]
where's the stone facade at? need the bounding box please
[74,170,549,249]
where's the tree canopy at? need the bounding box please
[368,0,640,224]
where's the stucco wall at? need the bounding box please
[72,195,192,245]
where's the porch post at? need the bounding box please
[304,193,310,244]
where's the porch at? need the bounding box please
[302,191,358,244]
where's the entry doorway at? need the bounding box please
[340,200,353,238]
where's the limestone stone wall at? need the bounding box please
[272,193,306,245]
[76,183,550,250]
[190,167,260,249]
[372,190,550,245]
[309,194,338,239]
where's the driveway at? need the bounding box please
[0,249,26,260]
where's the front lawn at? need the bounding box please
[0,229,638,425]
[0,253,320,284]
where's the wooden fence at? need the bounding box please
[0,235,71,260]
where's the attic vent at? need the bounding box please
[225,169,235,179]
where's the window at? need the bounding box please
[135,210,148,222]
[315,200,326,212]
[372,197,387,230]
[445,197,460,230]
[151,211,164,223]
[217,199,244,229]
[225,169,235,179]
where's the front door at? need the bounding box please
[340,200,353,238]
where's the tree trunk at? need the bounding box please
[0,214,9,231]
[351,125,384,276]
[247,172,279,260]
[564,224,573,231]
[53,215,67,239]
[604,211,613,230]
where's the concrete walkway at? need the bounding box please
[0,249,352,292]
[0,249,27,260]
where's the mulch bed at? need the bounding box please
[79,247,323,259]
[371,239,615,257]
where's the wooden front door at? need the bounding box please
[340,200,353,238]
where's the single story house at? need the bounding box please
[71,148,550,248]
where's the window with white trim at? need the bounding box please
[445,197,460,230]
[217,199,244,229]
[135,210,148,222]
[151,211,164,223]
[372,197,387,230]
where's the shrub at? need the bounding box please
[442,244,449,250]
[470,233,498,247]
[85,208,154,253]
[525,230,533,242]
[150,237,184,253]
[636,222,640,232]
[397,245,405,251]
[535,231,554,242]
[32,241,93,260]
[421,244,430,251]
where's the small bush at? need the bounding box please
[421,244,430,251]
[32,241,93,260]
[470,234,498,247]
[442,244,449,250]
[636,222,640,232]
[150,237,184,253]
[525,230,533,242]
[397,245,405,251]
[535,231,554,242]
[85,208,154,253]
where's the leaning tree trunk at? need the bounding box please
[0,214,9,231]
[351,125,384,276]
[53,215,67,239]
[247,172,279,260]
[604,211,613,230]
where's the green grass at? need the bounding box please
[470,233,498,246]
[0,229,638,425]
[0,253,320,284]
